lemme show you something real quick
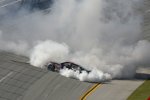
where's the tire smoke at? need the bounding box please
[0,0,149,82]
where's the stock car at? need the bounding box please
[46,61,91,73]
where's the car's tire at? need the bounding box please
[47,64,55,71]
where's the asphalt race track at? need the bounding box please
[0,52,93,100]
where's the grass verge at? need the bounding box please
[127,80,150,100]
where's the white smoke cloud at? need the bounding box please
[60,68,112,82]
[0,31,29,56]
[0,0,149,82]
[30,40,69,67]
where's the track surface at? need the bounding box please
[0,52,93,100]
[87,80,144,100]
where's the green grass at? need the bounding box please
[127,80,150,100]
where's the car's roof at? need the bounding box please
[49,61,81,67]
[62,62,80,66]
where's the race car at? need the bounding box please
[46,61,91,73]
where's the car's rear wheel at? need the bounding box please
[47,64,55,71]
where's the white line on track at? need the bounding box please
[0,0,21,8]
[0,72,13,83]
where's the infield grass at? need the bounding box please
[127,80,150,100]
